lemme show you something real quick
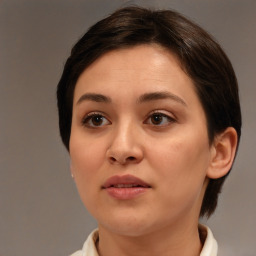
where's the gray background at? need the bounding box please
[0,0,255,255]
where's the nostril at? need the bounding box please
[127,156,136,161]
[110,157,116,162]
[108,155,138,164]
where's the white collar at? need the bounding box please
[71,225,218,256]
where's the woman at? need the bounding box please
[57,6,241,256]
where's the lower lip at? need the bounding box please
[104,187,149,200]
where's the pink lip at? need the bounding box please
[102,174,151,200]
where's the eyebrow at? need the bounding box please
[137,91,187,106]
[76,91,187,107]
[76,93,112,105]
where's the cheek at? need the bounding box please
[148,135,210,191]
[69,139,106,213]
[69,134,106,189]
[147,139,210,218]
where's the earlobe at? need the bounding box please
[70,161,75,180]
[207,127,238,179]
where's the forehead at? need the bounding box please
[82,45,182,75]
[74,45,196,99]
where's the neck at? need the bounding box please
[97,221,202,256]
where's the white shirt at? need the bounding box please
[70,225,218,256]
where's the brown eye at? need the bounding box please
[145,112,175,126]
[151,114,163,125]
[82,113,110,127]
[91,115,104,126]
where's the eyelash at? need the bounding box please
[81,111,176,128]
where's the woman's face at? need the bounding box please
[70,45,214,236]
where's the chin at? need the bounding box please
[104,224,150,237]
[98,214,160,237]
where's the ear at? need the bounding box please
[207,127,238,179]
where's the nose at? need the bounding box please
[106,122,144,165]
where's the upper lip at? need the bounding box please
[102,174,151,189]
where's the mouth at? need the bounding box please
[110,184,148,188]
[102,174,151,189]
[102,174,151,200]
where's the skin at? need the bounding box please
[69,45,237,256]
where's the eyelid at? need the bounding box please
[83,111,106,118]
[148,109,176,119]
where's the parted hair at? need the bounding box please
[57,6,241,217]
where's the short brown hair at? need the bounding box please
[57,6,241,217]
